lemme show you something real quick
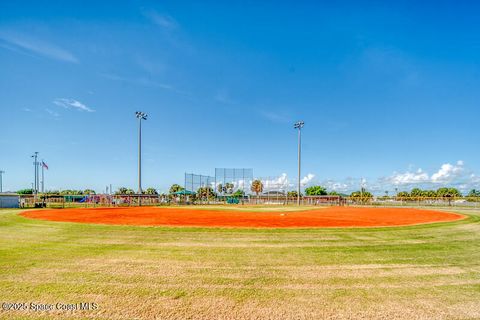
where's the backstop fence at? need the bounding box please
[184,173,215,193]
[215,168,254,196]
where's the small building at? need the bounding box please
[0,193,20,208]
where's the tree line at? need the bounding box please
[17,183,480,200]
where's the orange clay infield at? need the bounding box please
[21,206,465,228]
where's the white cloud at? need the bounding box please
[322,180,350,192]
[387,168,430,185]
[301,173,315,186]
[0,31,78,63]
[431,161,464,183]
[262,174,290,190]
[385,161,465,186]
[53,98,94,112]
[142,10,178,29]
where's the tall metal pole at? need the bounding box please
[0,170,4,193]
[135,112,147,196]
[32,152,39,194]
[294,121,304,206]
[41,159,45,193]
[138,117,142,194]
[297,127,301,205]
[37,161,40,194]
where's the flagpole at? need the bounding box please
[41,159,45,193]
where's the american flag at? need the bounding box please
[42,161,49,170]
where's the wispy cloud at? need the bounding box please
[0,31,78,63]
[142,9,178,29]
[45,108,60,118]
[260,110,292,123]
[214,89,236,104]
[53,98,94,112]
[101,73,187,95]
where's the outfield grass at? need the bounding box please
[0,207,479,319]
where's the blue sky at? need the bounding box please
[0,1,479,194]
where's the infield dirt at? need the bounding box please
[21,206,464,228]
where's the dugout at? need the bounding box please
[0,193,20,208]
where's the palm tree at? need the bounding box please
[251,179,263,203]
[225,182,234,194]
[169,184,184,194]
[83,189,96,195]
[145,187,158,195]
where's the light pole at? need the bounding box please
[31,152,39,194]
[0,170,4,193]
[135,111,148,195]
[294,121,304,206]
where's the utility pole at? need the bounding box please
[294,121,304,206]
[135,112,148,195]
[0,170,4,193]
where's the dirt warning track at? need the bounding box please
[20,206,465,228]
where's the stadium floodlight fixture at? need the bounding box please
[136,111,148,120]
[293,121,304,206]
[293,121,304,130]
[135,111,148,196]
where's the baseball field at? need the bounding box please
[1,206,479,319]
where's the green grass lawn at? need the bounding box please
[0,207,479,319]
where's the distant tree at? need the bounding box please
[304,185,327,196]
[397,191,410,199]
[328,191,339,196]
[350,190,373,203]
[251,180,263,196]
[436,187,461,198]
[216,183,223,194]
[83,189,96,195]
[60,190,83,195]
[169,184,184,194]
[17,188,33,195]
[468,189,480,197]
[145,187,158,195]
[410,188,423,199]
[423,190,437,198]
[116,187,128,195]
[197,187,215,200]
[224,182,234,194]
[125,188,135,195]
[287,191,298,198]
[350,191,373,198]
[44,190,60,195]
[232,189,245,197]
